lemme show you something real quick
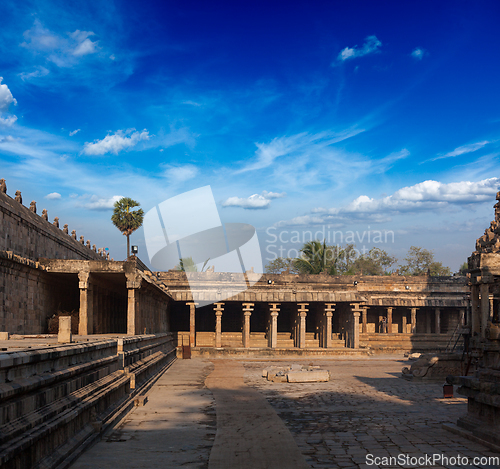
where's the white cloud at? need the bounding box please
[0,78,17,112]
[411,48,426,60]
[222,190,286,210]
[336,35,382,63]
[73,38,98,56]
[276,178,500,226]
[21,21,101,67]
[19,66,50,81]
[69,129,81,136]
[425,140,490,163]
[45,192,61,200]
[84,195,123,211]
[83,129,150,155]
[0,115,18,126]
[161,163,198,182]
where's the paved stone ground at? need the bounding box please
[242,355,500,469]
[71,359,216,469]
[70,355,500,469]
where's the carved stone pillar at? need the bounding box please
[242,303,254,348]
[402,312,407,334]
[361,306,368,334]
[480,283,490,338]
[410,308,417,333]
[298,303,308,349]
[324,303,335,348]
[425,309,432,333]
[269,303,280,348]
[187,302,198,347]
[435,307,441,334]
[78,272,93,335]
[126,273,142,335]
[471,284,480,335]
[214,303,224,348]
[351,304,361,349]
[386,307,393,334]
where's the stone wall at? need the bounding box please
[0,251,79,334]
[0,188,104,261]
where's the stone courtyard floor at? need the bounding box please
[71,355,500,469]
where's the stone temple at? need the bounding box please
[1,179,499,467]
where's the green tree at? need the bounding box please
[399,246,451,276]
[457,262,468,276]
[111,197,144,258]
[293,240,341,275]
[265,257,299,274]
[175,257,198,272]
[350,247,398,275]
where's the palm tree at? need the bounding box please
[294,240,340,275]
[111,197,144,258]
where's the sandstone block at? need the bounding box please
[287,371,330,383]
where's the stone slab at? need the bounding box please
[287,370,330,382]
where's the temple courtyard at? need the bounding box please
[70,355,499,469]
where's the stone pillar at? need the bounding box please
[386,307,393,334]
[425,309,432,333]
[471,284,480,335]
[214,303,224,348]
[298,304,308,349]
[480,283,490,338]
[351,304,361,349]
[78,272,93,335]
[435,307,441,334]
[187,302,198,347]
[410,308,417,333]
[126,273,142,335]
[269,303,280,348]
[324,304,335,348]
[361,307,368,333]
[402,312,407,334]
[490,296,495,321]
[242,303,254,348]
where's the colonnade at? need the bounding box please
[183,301,465,349]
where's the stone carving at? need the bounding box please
[41,209,48,221]
[63,224,69,234]
[92,244,97,252]
[86,240,91,248]
[15,191,22,203]
[29,201,36,213]
[0,179,6,194]
[79,236,85,245]
[106,252,110,260]
[475,191,500,253]
[71,230,77,239]
[53,217,59,228]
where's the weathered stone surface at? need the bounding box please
[287,370,330,382]
[57,316,72,343]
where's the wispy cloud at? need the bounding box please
[236,129,364,173]
[411,48,426,60]
[277,178,500,226]
[335,35,382,64]
[82,129,150,155]
[82,195,123,211]
[222,191,286,210]
[19,66,50,81]
[161,163,198,182]
[69,129,81,136]
[45,192,61,200]
[21,20,102,68]
[423,140,490,163]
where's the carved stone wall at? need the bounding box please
[0,190,103,261]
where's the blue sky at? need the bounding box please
[0,0,499,271]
